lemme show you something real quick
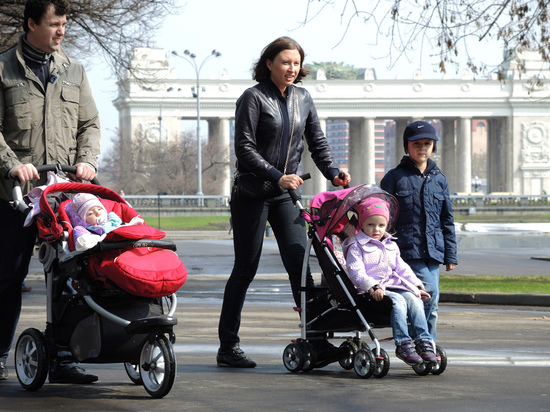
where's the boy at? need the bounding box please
[380,121,458,342]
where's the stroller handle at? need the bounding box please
[288,173,311,206]
[338,171,350,189]
[11,164,100,214]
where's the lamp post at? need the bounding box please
[171,49,221,196]
[158,87,174,148]
[143,86,174,148]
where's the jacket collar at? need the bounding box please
[16,34,71,76]
[354,229,394,245]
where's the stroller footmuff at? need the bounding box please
[12,166,186,398]
[282,183,447,378]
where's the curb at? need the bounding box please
[440,292,550,307]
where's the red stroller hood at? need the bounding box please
[37,182,164,244]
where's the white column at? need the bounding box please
[364,117,376,185]
[207,118,231,196]
[393,119,408,168]
[301,118,327,195]
[349,118,375,185]
[440,118,456,194]
[348,119,362,184]
[504,116,514,192]
[456,117,472,193]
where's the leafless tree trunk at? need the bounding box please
[100,130,227,195]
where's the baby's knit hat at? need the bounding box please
[355,197,390,233]
[72,193,105,223]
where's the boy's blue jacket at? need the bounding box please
[380,156,458,265]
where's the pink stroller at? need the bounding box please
[282,183,447,378]
[11,165,186,398]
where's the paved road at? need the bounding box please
[3,235,549,411]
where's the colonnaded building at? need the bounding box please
[114,47,550,197]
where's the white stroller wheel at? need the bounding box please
[338,340,358,370]
[15,328,49,391]
[372,348,390,378]
[282,343,305,373]
[139,334,176,398]
[124,362,142,385]
[353,349,375,379]
[412,361,433,376]
[300,343,318,373]
[430,345,447,375]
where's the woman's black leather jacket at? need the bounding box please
[234,79,338,184]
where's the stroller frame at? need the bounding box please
[282,183,447,378]
[12,165,181,398]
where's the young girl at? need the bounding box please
[380,120,458,343]
[342,196,437,366]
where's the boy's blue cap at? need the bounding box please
[404,121,439,142]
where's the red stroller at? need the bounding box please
[282,183,447,378]
[12,165,187,398]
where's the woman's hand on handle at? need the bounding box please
[278,174,304,190]
[333,171,351,187]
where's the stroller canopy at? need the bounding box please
[309,184,399,240]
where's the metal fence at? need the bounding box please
[124,193,550,214]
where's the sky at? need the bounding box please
[86,0,503,157]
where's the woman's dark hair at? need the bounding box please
[252,36,311,83]
[23,0,71,32]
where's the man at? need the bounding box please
[0,0,100,383]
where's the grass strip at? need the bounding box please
[440,275,550,294]
[143,216,231,231]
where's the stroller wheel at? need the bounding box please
[124,362,142,385]
[14,328,49,391]
[412,361,433,376]
[338,340,358,370]
[353,349,375,379]
[301,343,317,373]
[140,334,176,398]
[430,345,447,375]
[373,348,390,378]
[282,343,305,373]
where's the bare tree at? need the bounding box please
[299,0,550,78]
[100,130,227,195]
[0,0,179,81]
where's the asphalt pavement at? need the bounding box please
[2,230,549,411]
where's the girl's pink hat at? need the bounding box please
[355,197,390,233]
[72,193,105,223]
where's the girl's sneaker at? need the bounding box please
[395,340,423,365]
[415,339,437,363]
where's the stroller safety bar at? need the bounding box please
[59,239,177,264]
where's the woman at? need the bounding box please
[217,37,351,368]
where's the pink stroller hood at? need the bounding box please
[309,184,399,240]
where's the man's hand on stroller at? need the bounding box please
[9,164,39,182]
[72,163,96,182]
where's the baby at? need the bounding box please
[68,193,143,250]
